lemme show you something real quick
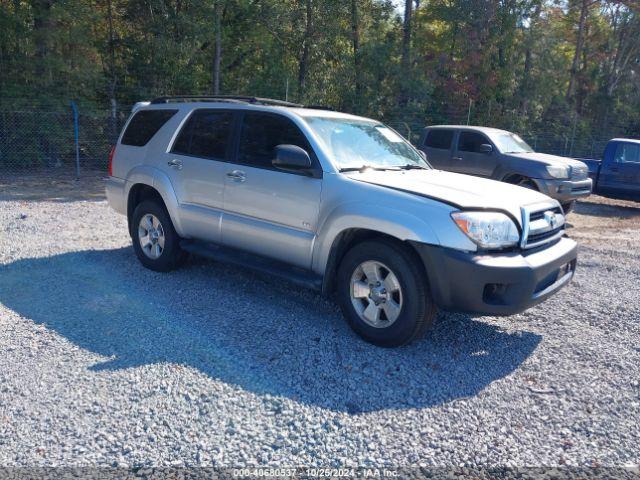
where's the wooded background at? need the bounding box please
[0,0,639,169]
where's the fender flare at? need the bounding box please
[312,202,441,276]
[125,166,186,237]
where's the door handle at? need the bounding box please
[452,156,463,161]
[167,159,183,170]
[226,170,246,182]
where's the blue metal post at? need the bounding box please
[71,101,80,179]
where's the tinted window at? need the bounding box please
[238,113,311,169]
[425,129,454,149]
[121,109,177,146]
[458,131,490,153]
[172,110,233,159]
[614,142,640,164]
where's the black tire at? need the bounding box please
[336,239,437,347]
[131,200,187,272]
[561,201,575,214]
[507,176,538,191]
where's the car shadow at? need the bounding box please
[0,248,541,413]
[574,198,640,218]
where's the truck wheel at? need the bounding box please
[509,176,538,190]
[561,201,575,214]
[131,200,187,272]
[336,239,437,347]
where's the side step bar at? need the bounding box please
[180,240,323,291]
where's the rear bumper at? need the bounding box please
[105,176,127,215]
[534,178,592,203]
[413,237,577,316]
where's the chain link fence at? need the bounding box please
[0,104,627,177]
[0,107,127,176]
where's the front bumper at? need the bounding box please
[413,237,577,316]
[534,177,592,203]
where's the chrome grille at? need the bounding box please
[521,204,565,249]
[571,164,589,180]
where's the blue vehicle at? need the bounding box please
[580,138,640,201]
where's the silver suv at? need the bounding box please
[106,96,578,347]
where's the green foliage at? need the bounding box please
[0,0,638,139]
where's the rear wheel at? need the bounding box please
[131,200,187,272]
[336,239,437,347]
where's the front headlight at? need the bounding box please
[451,211,520,249]
[546,165,570,179]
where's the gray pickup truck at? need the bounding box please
[418,126,593,213]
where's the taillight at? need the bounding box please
[108,146,116,176]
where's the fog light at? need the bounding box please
[483,283,508,305]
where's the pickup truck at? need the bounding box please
[579,138,640,201]
[106,96,577,347]
[417,126,593,213]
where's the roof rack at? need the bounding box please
[149,95,336,111]
[304,104,334,111]
[150,95,303,107]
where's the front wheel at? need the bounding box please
[336,239,437,347]
[508,176,538,191]
[561,201,575,214]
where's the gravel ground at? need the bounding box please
[0,173,639,468]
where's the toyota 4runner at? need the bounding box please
[106,96,578,347]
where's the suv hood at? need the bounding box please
[349,169,554,225]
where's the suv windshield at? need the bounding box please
[493,132,533,154]
[304,117,429,170]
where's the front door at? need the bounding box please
[454,130,497,177]
[220,112,322,269]
[163,109,234,243]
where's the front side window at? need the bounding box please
[614,143,640,164]
[172,110,233,159]
[458,131,491,153]
[304,117,428,170]
[121,109,177,147]
[425,129,454,150]
[237,113,312,169]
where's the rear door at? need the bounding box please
[420,128,454,169]
[163,109,234,243]
[599,141,640,195]
[220,111,322,268]
[454,130,497,176]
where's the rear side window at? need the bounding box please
[425,129,454,149]
[614,142,640,164]
[121,109,177,146]
[458,131,490,153]
[172,110,233,159]
[238,113,312,170]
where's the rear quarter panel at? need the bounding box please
[577,158,601,182]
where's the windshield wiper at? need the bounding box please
[338,165,400,173]
[398,164,429,170]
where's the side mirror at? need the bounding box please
[479,144,493,154]
[273,144,312,173]
[419,150,428,161]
